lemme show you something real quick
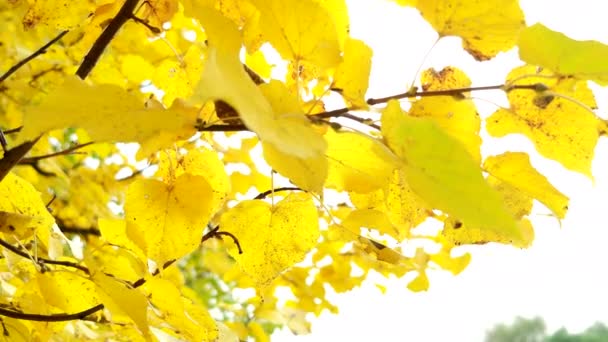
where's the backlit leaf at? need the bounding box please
[484,152,569,219]
[382,100,521,242]
[402,0,525,60]
[37,272,98,312]
[126,174,214,264]
[192,9,326,159]
[247,0,342,69]
[486,65,601,175]
[518,23,608,85]
[333,38,373,108]
[92,272,150,336]
[19,77,197,146]
[221,193,319,287]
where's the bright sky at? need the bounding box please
[273,0,608,341]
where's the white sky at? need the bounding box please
[274,0,608,341]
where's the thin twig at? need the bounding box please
[0,31,69,84]
[197,84,542,133]
[254,187,302,200]
[201,226,243,254]
[20,142,93,164]
[0,238,89,274]
[76,0,140,79]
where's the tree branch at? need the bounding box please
[0,31,69,85]
[254,186,302,200]
[19,142,93,164]
[197,84,543,133]
[0,238,89,274]
[202,226,242,254]
[76,0,140,79]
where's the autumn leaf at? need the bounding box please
[486,65,601,176]
[382,100,521,242]
[221,193,320,287]
[19,76,197,148]
[332,38,373,108]
[191,8,327,160]
[23,0,95,30]
[518,23,608,85]
[484,152,569,219]
[125,174,214,265]
[397,0,525,60]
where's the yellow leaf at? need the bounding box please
[443,217,534,248]
[430,250,471,275]
[333,38,373,108]
[407,271,429,292]
[405,0,525,60]
[192,9,326,159]
[92,273,150,336]
[249,321,270,342]
[518,23,608,85]
[98,218,147,263]
[486,65,601,175]
[37,272,98,312]
[23,0,94,30]
[341,209,400,239]
[484,152,569,219]
[156,148,230,213]
[19,77,197,146]
[412,67,481,161]
[221,193,319,287]
[247,0,342,68]
[382,100,521,242]
[152,45,203,105]
[144,278,217,341]
[246,50,273,79]
[125,174,214,264]
[141,0,179,27]
[350,169,430,239]
[0,173,54,247]
[259,81,328,192]
[325,128,399,194]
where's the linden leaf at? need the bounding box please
[486,65,601,175]
[0,173,54,246]
[484,152,569,219]
[144,278,217,341]
[260,81,328,192]
[192,9,326,159]
[37,272,98,312]
[125,174,214,265]
[403,0,525,60]
[430,250,471,275]
[518,23,608,85]
[350,169,430,240]
[333,38,373,108]
[407,271,429,292]
[411,67,481,162]
[247,0,342,69]
[382,100,520,242]
[19,77,197,146]
[341,209,399,238]
[156,148,230,214]
[325,129,399,193]
[221,193,320,287]
[23,0,94,30]
[443,217,534,248]
[92,272,150,336]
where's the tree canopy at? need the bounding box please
[0,0,606,340]
[485,317,608,342]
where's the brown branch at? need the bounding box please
[254,187,302,200]
[0,31,69,84]
[58,226,101,237]
[0,137,41,182]
[0,238,89,274]
[76,0,140,79]
[20,142,93,164]
[202,226,243,254]
[366,83,541,105]
[197,83,544,133]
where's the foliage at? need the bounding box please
[0,0,606,340]
[485,317,608,342]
